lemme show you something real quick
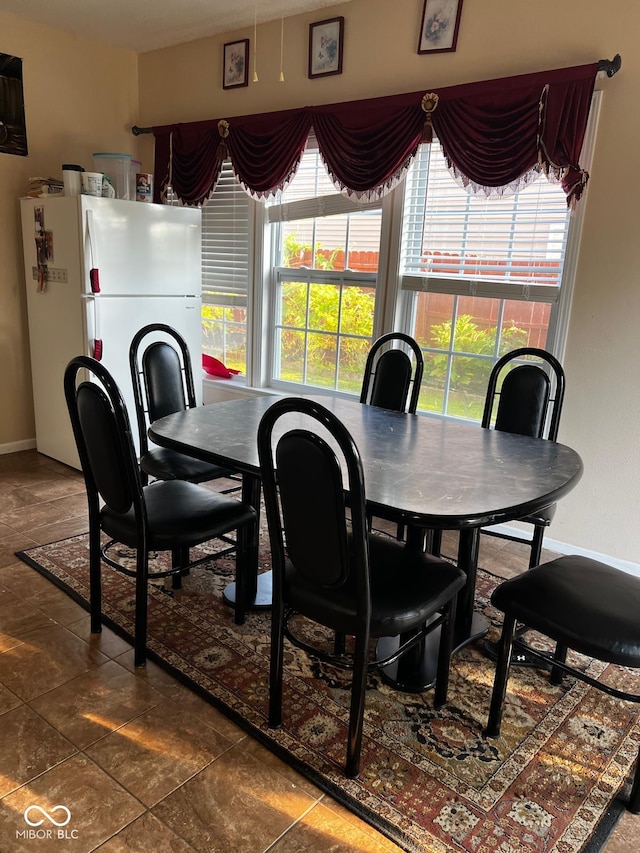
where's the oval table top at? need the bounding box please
[149,394,583,531]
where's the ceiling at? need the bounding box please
[0,0,349,53]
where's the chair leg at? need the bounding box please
[89,524,102,634]
[346,631,369,778]
[334,632,346,656]
[235,540,246,626]
[235,517,258,626]
[134,549,149,667]
[485,614,517,738]
[550,642,568,686]
[171,547,188,590]
[430,529,443,558]
[628,744,640,813]
[485,524,544,658]
[268,597,285,728]
[528,523,545,569]
[434,595,458,709]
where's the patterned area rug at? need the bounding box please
[17,534,638,853]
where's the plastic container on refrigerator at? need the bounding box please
[92,152,132,200]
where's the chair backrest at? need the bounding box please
[360,332,424,414]
[258,397,371,620]
[129,323,197,456]
[481,347,565,440]
[64,356,143,519]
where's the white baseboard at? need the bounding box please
[486,522,640,577]
[0,438,37,456]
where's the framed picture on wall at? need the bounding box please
[223,39,249,89]
[308,17,344,79]
[418,0,464,54]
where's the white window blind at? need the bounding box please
[267,143,381,227]
[268,192,380,224]
[400,140,572,303]
[201,160,253,309]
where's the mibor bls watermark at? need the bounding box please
[17,805,79,841]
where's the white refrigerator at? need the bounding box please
[20,195,203,469]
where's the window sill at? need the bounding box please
[202,374,277,404]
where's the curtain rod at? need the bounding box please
[130,54,622,136]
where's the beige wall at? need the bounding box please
[140,0,640,563]
[139,0,640,564]
[0,11,139,448]
[2,1,638,564]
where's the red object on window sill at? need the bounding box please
[202,354,241,379]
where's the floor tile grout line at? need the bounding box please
[263,797,321,852]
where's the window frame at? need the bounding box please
[393,91,602,371]
[201,159,256,381]
[263,143,390,396]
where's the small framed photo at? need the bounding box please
[223,39,249,89]
[418,0,464,54]
[308,17,344,79]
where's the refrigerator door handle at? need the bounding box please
[84,296,103,360]
[86,210,101,293]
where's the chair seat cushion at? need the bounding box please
[285,533,466,637]
[491,555,640,667]
[140,446,233,484]
[102,479,255,551]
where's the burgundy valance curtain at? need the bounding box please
[152,62,597,208]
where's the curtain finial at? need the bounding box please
[217,120,230,160]
[421,93,439,143]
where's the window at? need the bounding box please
[397,131,591,420]
[267,146,383,394]
[200,94,597,412]
[201,161,254,374]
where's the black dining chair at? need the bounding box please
[472,347,566,664]
[258,396,465,778]
[360,332,424,540]
[480,346,566,567]
[129,323,237,486]
[485,554,640,814]
[360,332,424,414]
[64,355,257,667]
[430,347,565,565]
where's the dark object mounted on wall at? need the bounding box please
[0,53,28,156]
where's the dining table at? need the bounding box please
[149,393,583,691]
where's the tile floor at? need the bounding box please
[0,449,637,852]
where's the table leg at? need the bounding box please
[222,473,273,621]
[455,528,483,639]
[377,527,489,692]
